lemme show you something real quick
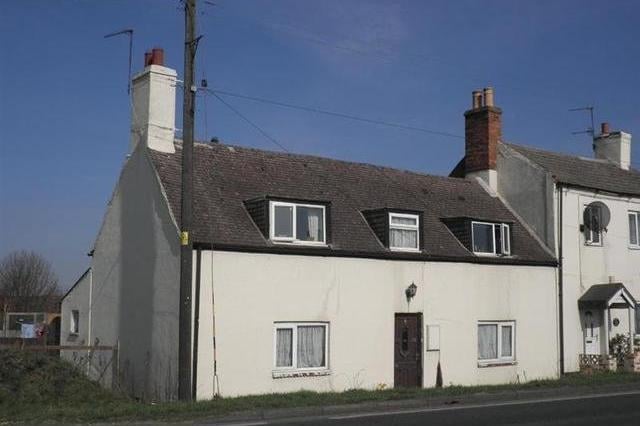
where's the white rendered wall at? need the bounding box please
[195,251,558,399]
[88,144,180,400]
[61,269,91,356]
[559,187,640,372]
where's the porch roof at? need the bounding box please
[578,283,637,309]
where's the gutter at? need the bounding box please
[192,242,557,268]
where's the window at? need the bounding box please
[472,222,511,255]
[629,211,640,248]
[389,213,420,251]
[270,201,326,244]
[636,306,640,336]
[478,321,515,364]
[584,205,602,245]
[274,322,329,373]
[70,310,79,334]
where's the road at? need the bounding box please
[208,390,640,426]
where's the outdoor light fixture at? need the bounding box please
[405,282,418,301]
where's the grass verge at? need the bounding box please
[1,349,639,424]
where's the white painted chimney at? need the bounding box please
[130,48,176,153]
[593,122,631,170]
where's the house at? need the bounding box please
[62,49,559,401]
[451,89,640,373]
[0,294,61,344]
[60,268,91,348]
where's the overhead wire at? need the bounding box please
[210,91,290,152]
[205,88,463,139]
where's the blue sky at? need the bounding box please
[1,0,639,290]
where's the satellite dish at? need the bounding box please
[583,201,611,230]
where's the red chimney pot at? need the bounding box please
[601,122,610,134]
[151,48,164,66]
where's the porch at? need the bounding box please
[578,283,638,371]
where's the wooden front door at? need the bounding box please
[394,313,422,388]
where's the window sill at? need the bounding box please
[271,240,328,247]
[272,369,331,379]
[389,247,421,253]
[473,252,512,258]
[477,360,517,368]
[629,246,640,250]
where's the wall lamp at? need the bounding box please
[405,282,418,301]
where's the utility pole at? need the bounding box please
[179,0,197,402]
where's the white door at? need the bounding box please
[583,311,600,355]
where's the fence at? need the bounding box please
[0,342,119,391]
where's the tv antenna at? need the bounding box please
[569,106,595,141]
[104,28,134,94]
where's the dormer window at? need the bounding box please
[269,201,326,245]
[472,221,510,256]
[389,213,419,252]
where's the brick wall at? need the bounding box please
[464,106,502,173]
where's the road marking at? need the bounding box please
[212,421,268,426]
[328,389,640,420]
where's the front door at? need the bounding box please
[394,313,422,388]
[583,310,601,355]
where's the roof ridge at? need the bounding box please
[170,139,475,185]
[505,141,640,176]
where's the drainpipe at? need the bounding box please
[557,184,565,375]
[87,269,93,375]
[192,249,202,400]
[211,250,220,397]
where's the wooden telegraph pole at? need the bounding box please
[178,0,197,402]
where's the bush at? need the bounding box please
[0,349,123,404]
[609,334,632,365]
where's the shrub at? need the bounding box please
[0,349,122,404]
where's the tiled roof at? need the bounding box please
[505,143,640,196]
[148,142,556,265]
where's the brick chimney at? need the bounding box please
[593,122,632,170]
[464,87,502,191]
[130,47,177,153]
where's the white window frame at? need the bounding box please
[584,205,603,246]
[273,322,329,374]
[269,201,327,245]
[471,221,511,256]
[388,212,420,252]
[70,310,79,334]
[629,211,640,249]
[477,320,516,366]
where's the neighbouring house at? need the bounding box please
[0,295,61,344]
[60,268,91,347]
[452,89,640,373]
[62,49,560,401]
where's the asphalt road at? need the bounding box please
[210,390,640,426]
